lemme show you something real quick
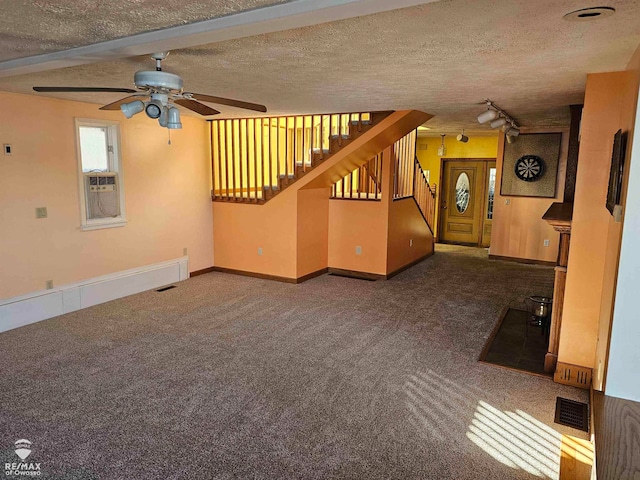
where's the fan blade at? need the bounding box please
[174,98,220,116]
[187,93,267,113]
[33,87,137,93]
[99,95,148,111]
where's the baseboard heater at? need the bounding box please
[0,257,189,333]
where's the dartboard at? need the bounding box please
[514,155,545,182]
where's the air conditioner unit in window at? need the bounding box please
[84,172,120,219]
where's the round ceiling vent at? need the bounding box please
[563,6,615,21]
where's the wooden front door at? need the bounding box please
[440,159,495,246]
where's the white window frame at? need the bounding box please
[75,118,127,231]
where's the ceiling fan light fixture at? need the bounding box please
[167,107,182,130]
[477,109,499,124]
[158,106,169,127]
[145,100,163,119]
[120,100,144,119]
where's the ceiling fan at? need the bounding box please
[32,52,267,129]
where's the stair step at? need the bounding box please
[330,134,351,140]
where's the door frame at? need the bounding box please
[437,157,497,245]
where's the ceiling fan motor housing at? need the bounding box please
[134,71,183,93]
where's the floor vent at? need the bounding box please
[555,397,589,432]
[156,285,177,292]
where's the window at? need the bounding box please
[75,119,126,230]
[487,167,496,220]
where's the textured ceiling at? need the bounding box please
[1,0,639,135]
[0,0,290,62]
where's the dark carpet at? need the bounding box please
[0,245,588,479]
[481,308,549,375]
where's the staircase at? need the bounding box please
[210,111,392,204]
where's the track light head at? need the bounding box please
[506,134,517,144]
[505,127,520,137]
[477,109,499,124]
[167,107,182,129]
[145,99,163,119]
[490,117,507,129]
[120,100,144,119]
[456,133,469,143]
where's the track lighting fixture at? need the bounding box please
[490,117,507,129]
[457,129,469,143]
[438,134,446,157]
[478,99,520,143]
[477,109,499,124]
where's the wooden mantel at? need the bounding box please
[542,202,573,375]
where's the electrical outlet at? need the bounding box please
[183,247,188,256]
[505,199,511,205]
[3,144,11,155]
[355,246,362,255]
[258,247,263,256]
[45,280,53,290]
[543,239,550,247]
[35,207,47,219]
[410,239,413,247]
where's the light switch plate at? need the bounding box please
[3,144,11,155]
[35,207,47,219]
[355,246,362,255]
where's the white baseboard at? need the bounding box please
[0,257,189,334]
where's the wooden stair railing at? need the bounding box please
[331,153,383,200]
[392,129,436,233]
[210,111,392,204]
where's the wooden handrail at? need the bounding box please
[391,129,436,232]
[211,112,382,202]
[331,153,383,201]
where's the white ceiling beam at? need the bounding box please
[0,0,441,78]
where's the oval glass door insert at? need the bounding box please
[455,172,471,213]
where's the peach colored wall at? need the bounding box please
[297,188,331,277]
[560,69,640,373]
[490,128,568,263]
[387,198,434,273]
[328,200,389,275]
[213,194,298,278]
[0,91,213,300]
[594,48,640,391]
[328,146,392,275]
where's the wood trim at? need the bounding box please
[212,266,328,284]
[190,266,216,277]
[328,268,385,281]
[554,361,592,389]
[564,105,583,203]
[296,267,329,283]
[385,251,434,279]
[488,253,556,267]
